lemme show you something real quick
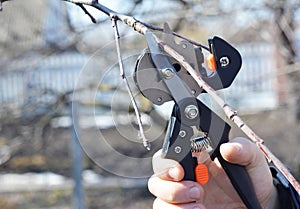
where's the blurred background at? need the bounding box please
[0,0,299,208]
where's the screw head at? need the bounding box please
[161,68,174,79]
[174,146,182,154]
[184,105,199,119]
[179,130,186,138]
[220,56,230,67]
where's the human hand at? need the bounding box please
[148,137,279,209]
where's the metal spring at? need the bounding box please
[191,136,213,153]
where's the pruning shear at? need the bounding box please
[134,23,262,209]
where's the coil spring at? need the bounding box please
[191,136,213,153]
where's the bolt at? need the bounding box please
[161,68,174,79]
[182,43,187,49]
[157,97,162,102]
[174,146,182,154]
[220,56,230,67]
[179,130,186,138]
[184,105,199,119]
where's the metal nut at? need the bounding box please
[161,68,174,79]
[184,105,199,119]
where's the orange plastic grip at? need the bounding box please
[195,163,209,184]
[206,53,217,72]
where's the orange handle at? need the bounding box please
[195,163,209,185]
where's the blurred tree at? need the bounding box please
[0,0,299,173]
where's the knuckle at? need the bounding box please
[147,176,157,195]
[165,187,180,202]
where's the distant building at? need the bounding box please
[222,19,300,112]
[224,42,278,111]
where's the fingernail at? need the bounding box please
[168,167,179,179]
[189,187,201,200]
[193,207,201,209]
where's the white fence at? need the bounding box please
[224,42,278,111]
[0,53,88,106]
[0,43,278,111]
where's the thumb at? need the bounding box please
[219,137,275,206]
[219,137,272,185]
[220,137,261,168]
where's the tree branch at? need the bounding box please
[111,17,150,150]
[75,3,96,23]
[63,0,210,50]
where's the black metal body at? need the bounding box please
[134,26,262,209]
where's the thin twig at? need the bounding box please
[63,0,209,50]
[111,17,151,150]
[76,3,97,23]
[140,21,210,51]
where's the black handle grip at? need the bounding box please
[164,101,262,209]
[181,154,197,181]
[162,117,197,181]
[198,99,262,209]
[218,155,263,209]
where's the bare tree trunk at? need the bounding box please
[271,0,300,121]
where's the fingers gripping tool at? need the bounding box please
[134,24,262,209]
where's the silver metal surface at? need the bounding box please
[191,137,213,153]
[161,68,175,79]
[184,105,199,119]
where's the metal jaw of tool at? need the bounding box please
[134,23,262,209]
